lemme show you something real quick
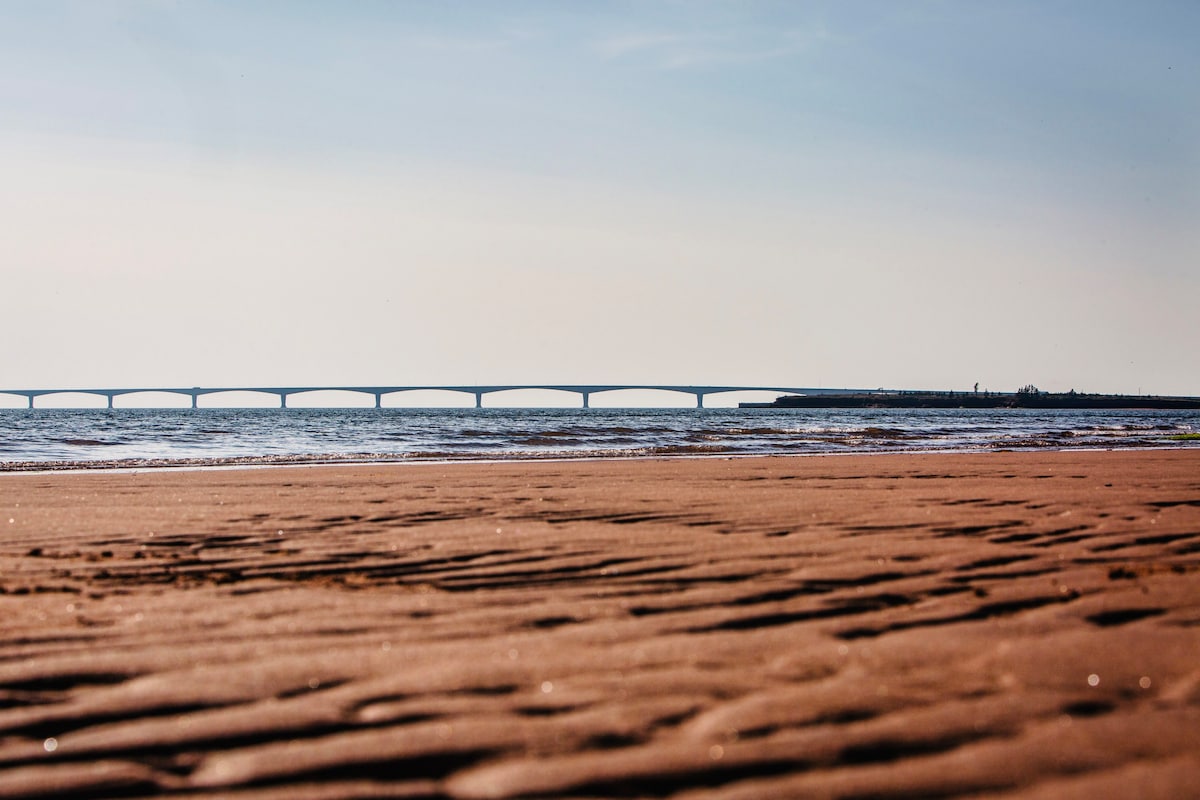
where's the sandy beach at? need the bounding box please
[0,450,1197,798]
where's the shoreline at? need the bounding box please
[2,450,1198,797]
[3,440,1199,476]
[4,441,1200,475]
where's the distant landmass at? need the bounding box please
[741,390,1200,410]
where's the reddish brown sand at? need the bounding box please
[0,451,1198,799]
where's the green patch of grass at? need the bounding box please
[1166,433,1200,440]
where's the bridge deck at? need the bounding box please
[0,385,869,409]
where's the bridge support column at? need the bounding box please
[582,392,590,409]
[28,396,34,409]
[107,395,114,409]
[280,394,288,409]
[695,394,704,409]
[375,394,383,409]
[475,393,483,409]
[191,395,198,409]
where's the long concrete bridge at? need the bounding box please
[0,385,865,410]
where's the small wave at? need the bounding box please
[520,429,589,439]
[516,436,585,447]
[1065,427,1167,439]
[858,427,912,439]
[379,432,429,442]
[644,443,734,455]
[600,436,643,446]
[827,438,907,449]
[57,438,121,447]
[988,438,1083,449]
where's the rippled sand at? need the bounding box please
[1,451,1198,798]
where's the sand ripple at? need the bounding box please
[0,451,1197,797]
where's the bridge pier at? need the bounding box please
[107,395,114,409]
[475,392,483,409]
[192,395,198,409]
[280,394,288,409]
[695,394,704,409]
[374,393,382,409]
[582,392,590,409]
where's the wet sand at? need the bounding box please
[1,450,1198,798]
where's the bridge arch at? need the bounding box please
[0,391,32,409]
[692,389,794,409]
[194,390,287,409]
[481,388,584,408]
[28,391,111,409]
[585,388,699,408]
[110,391,193,409]
[382,389,477,408]
[283,389,377,408]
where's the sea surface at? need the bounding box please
[1,407,1197,470]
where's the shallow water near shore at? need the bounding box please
[1,407,1197,470]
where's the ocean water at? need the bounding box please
[0,407,1197,470]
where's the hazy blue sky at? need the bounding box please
[3,0,1198,400]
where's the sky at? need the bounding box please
[2,0,1198,403]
